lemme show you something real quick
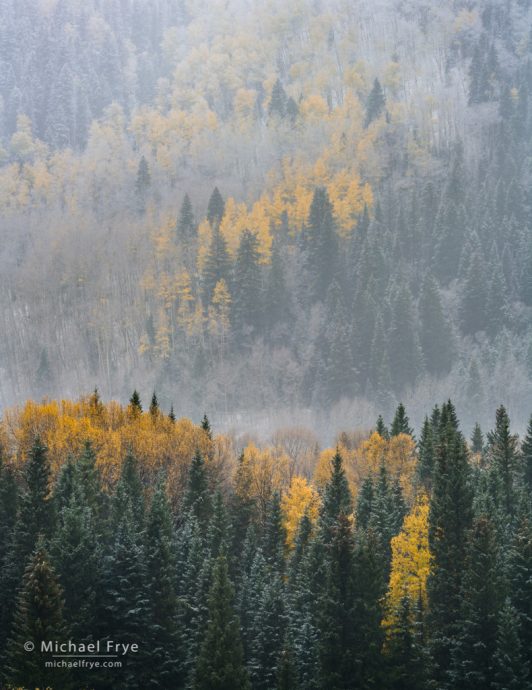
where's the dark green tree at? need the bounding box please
[388,285,423,394]
[207,186,225,227]
[391,403,413,437]
[471,423,484,454]
[319,449,352,534]
[233,229,262,336]
[269,78,287,119]
[176,193,196,242]
[306,187,338,300]
[364,78,386,127]
[184,450,212,528]
[486,405,518,516]
[202,224,231,305]
[493,598,530,690]
[194,555,250,690]
[419,274,453,376]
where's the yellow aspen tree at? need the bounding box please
[281,476,320,548]
[384,495,430,630]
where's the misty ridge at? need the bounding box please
[0,0,531,440]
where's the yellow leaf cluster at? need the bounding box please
[281,476,320,548]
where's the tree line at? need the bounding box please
[0,399,531,689]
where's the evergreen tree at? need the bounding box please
[486,405,518,516]
[450,517,502,690]
[114,451,145,530]
[376,414,389,439]
[264,239,290,331]
[144,480,182,688]
[428,412,473,686]
[276,638,300,690]
[129,389,143,414]
[149,391,159,418]
[176,193,196,242]
[168,405,176,422]
[306,187,338,300]
[249,575,287,689]
[364,78,386,127]
[202,224,231,305]
[460,249,489,334]
[320,449,352,534]
[201,413,213,439]
[0,459,17,572]
[262,491,286,572]
[493,598,530,690]
[184,450,212,528]
[233,229,262,336]
[269,78,287,118]
[471,423,484,454]
[135,155,151,211]
[4,544,72,690]
[385,596,426,690]
[194,555,250,690]
[207,186,225,227]
[391,403,413,437]
[417,416,435,490]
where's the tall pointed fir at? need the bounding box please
[207,186,225,227]
[194,555,250,690]
[306,187,338,301]
[364,78,386,127]
[4,544,72,690]
[521,414,532,493]
[419,274,453,376]
[202,223,231,305]
[427,406,473,686]
[232,229,262,338]
[176,193,196,243]
[388,284,423,395]
[184,450,212,529]
[320,449,352,534]
[486,405,518,517]
[391,403,413,437]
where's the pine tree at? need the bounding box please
[149,391,159,418]
[176,193,196,242]
[144,480,182,688]
[4,544,72,690]
[427,411,473,686]
[184,450,212,528]
[486,405,518,516]
[419,274,453,376]
[364,78,386,127]
[201,414,213,439]
[355,476,374,531]
[317,513,357,690]
[269,78,288,119]
[391,403,413,437]
[319,449,352,534]
[376,414,389,439]
[168,405,176,422]
[129,389,143,414]
[194,555,250,690]
[385,596,426,690]
[202,224,231,304]
[263,240,290,331]
[276,638,300,690]
[232,229,262,336]
[114,451,145,530]
[493,598,530,690]
[0,459,17,572]
[135,155,151,211]
[207,186,225,227]
[417,416,434,490]
[450,517,502,690]
[471,423,484,454]
[262,491,286,572]
[306,187,338,301]
[207,490,230,559]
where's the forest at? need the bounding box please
[0,394,530,689]
[0,0,530,433]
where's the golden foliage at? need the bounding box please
[281,475,320,548]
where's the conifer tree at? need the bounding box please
[269,78,288,119]
[114,451,145,530]
[306,187,338,300]
[471,423,484,454]
[493,598,530,690]
[263,491,286,573]
[388,285,423,394]
[364,78,386,127]
[460,249,489,334]
[249,575,287,690]
[319,449,352,533]
[201,413,212,439]
[194,555,250,690]
[176,193,196,242]
[4,544,72,690]
[202,224,231,304]
[207,186,225,227]
[144,480,182,688]
[376,414,390,439]
[385,596,426,690]
[264,240,290,331]
[486,405,518,516]
[417,416,434,489]
[129,389,143,414]
[232,229,261,336]
[149,391,159,418]
[427,412,473,686]
[184,450,212,528]
[168,404,176,422]
[276,638,300,690]
[391,403,413,437]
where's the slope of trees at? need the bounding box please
[0,397,531,689]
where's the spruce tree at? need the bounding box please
[207,186,225,227]
[486,405,518,516]
[232,229,262,336]
[388,284,423,394]
[149,391,159,418]
[417,416,434,489]
[493,598,530,690]
[427,411,473,686]
[471,423,484,454]
[176,193,196,242]
[184,450,212,528]
[262,491,286,573]
[391,403,413,437]
[194,555,250,690]
[4,544,72,690]
[319,449,352,534]
[269,78,287,119]
[364,78,386,127]
[201,413,213,439]
[385,596,426,690]
[306,187,338,301]
[129,389,143,414]
[376,414,389,439]
[168,405,176,422]
[202,224,231,305]
[460,249,489,334]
